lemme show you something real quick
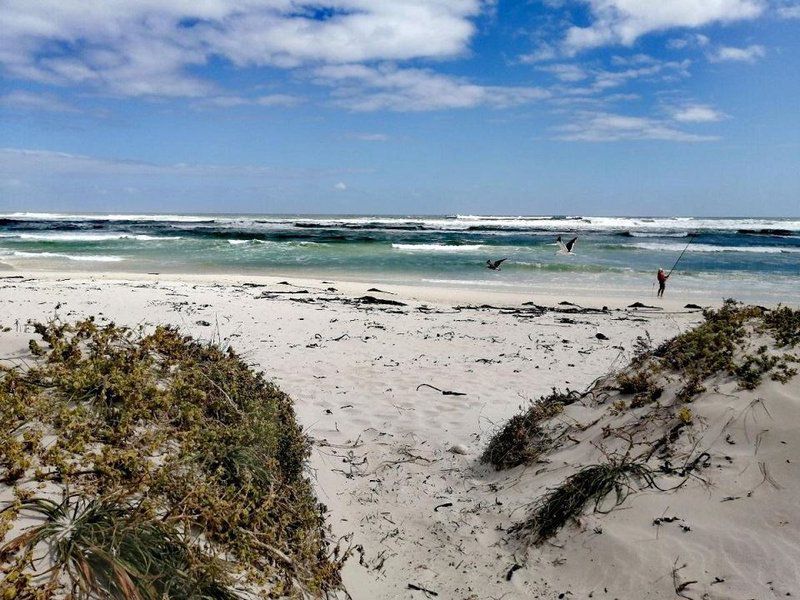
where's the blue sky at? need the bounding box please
[0,0,798,216]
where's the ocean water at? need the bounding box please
[1,213,798,302]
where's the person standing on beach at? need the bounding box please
[657,268,669,297]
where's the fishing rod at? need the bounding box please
[667,233,695,277]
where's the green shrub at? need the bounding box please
[762,305,800,347]
[0,319,341,599]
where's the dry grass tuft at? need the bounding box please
[511,459,657,545]
[480,389,578,470]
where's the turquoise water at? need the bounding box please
[1,213,798,301]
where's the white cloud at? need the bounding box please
[554,111,718,142]
[545,58,691,96]
[518,43,559,64]
[334,181,347,190]
[0,90,80,113]
[708,44,766,63]
[564,0,764,52]
[670,103,727,123]
[667,33,710,50]
[348,133,390,142]
[0,147,364,179]
[591,59,690,91]
[610,53,657,66]
[193,94,303,108]
[775,1,800,18]
[314,64,549,111]
[0,1,485,97]
[538,63,589,82]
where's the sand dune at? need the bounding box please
[1,273,797,599]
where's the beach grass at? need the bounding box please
[485,301,799,544]
[480,389,579,470]
[510,459,658,544]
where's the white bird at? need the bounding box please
[556,235,577,254]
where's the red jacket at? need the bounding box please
[657,271,667,283]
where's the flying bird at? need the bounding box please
[556,235,578,254]
[486,258,508,270]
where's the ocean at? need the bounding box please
[1,213,798,302]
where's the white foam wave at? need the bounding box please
[3,213,799,233]
[392,243,485,252]
[628,231,689,238]
[132,235,183,241]
[5,251,124,262]
[299,215,800,232]
[226,239,273,245]
[0,232,181,241]
[632,243,800,254]
[0,212,216,223]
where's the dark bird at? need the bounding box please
[556,235,578,254]
[486,258,508,270]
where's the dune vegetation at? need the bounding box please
[0,319,343,599]
[483,300,799,544]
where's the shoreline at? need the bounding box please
[1,268,795,310]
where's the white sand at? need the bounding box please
[1,271,797,599]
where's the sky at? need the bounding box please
[0,0,798,216]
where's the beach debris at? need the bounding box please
[523,301,607,315]
[433,502,453,511]
[628,302,661,309]
[356,295,406,306]
[416,383,467,396]
[506,564,523,581]
[684,303,703,309]
[595,332,609,340]
[366,287,396,294]
[259,289,309,295]
[195,319,211,326]
[408,583,438,596]
[448,444,469,455]
[672,560,698,600]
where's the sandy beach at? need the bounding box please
[4,271,796,598]
[3,0,797,594]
